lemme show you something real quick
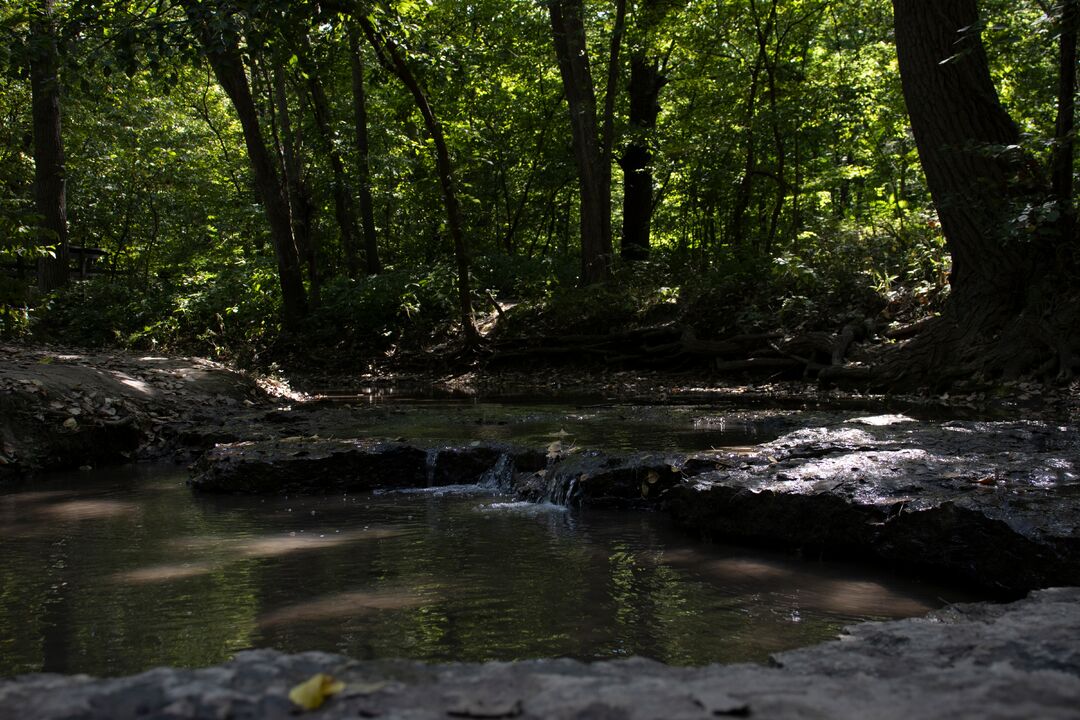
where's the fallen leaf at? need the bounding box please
[641,481,650,498]
[646,470,660,484]
[289,673,346,711]
[62,417,78,430]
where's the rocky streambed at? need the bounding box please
[188,413,1080,594]
[4,345,1080,718]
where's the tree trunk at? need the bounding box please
[29,0,69,293]
[549,0,612,285]
[181,1,307,327]
[272,61,319,308]
[349,26,382,275]
[619,56,666,261]
[298,36,362,279]
[359,16,479,345]
[867,0,1079,386]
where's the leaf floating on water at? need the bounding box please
[547,440,562,459]
[646,470,660,484]
[289,673,346,711]
[62,417,78,429]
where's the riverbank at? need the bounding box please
[2,587,1078,719]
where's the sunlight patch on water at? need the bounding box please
[258,590,425,627]
[36,499,141,522]
[112,561,221,585]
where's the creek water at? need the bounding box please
[0,462,972,678]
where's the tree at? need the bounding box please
[179,0,308,328]
[358,12,480,345]
[29,0,68,293]
[548,0,612,285]
[348,24,382,275]
[877,0,1078,384]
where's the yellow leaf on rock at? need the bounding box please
[289,673,346,711]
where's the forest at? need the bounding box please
[1,0,1078,388]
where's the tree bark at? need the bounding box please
[619,56,666,261]
[549,0,612,285]
[29,0,69,293]
[871,0,1080,386]
[349,26,382,275]
[181,0,307,327]
[358,16,479,345]
[893,0,1038,305]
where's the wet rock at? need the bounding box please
[513,451,683,508]
[191,439,545,494]
[2,588,1078,719]
[662,417,1080,593]
[190,439,430,494]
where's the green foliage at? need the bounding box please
[0,0,1066,365]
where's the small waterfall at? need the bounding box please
[424,448,440,486]
[479,453,516,492]
[542,467,581,506]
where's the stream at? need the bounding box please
[1,452,973,678]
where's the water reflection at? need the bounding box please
[0,465,975,678]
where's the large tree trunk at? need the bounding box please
[359,16,479,345]
[182,1,307,327]
[549,0,612,285]
[29,0,69,293]
[869,0,1079,386]
[349,26,382,275]
[619,56,666,261]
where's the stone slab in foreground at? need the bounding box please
[2,588,1078,719]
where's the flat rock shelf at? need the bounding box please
[3,588,1078,719]
[190,414,1080,594]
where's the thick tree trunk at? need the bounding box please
[549,0,612,285]
[182,1,307,327]
[359,16,479,345]
[619,56,666,261]
[348,26,382,275]
[29,0,69,293]
[866,0,1080,386]
[894,0,1036,304]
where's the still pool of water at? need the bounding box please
[299,399,823,452]
[0,464,971,678]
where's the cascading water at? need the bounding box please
[479,453,516,492]
[424,448,440,486]
[542,465,582,506]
